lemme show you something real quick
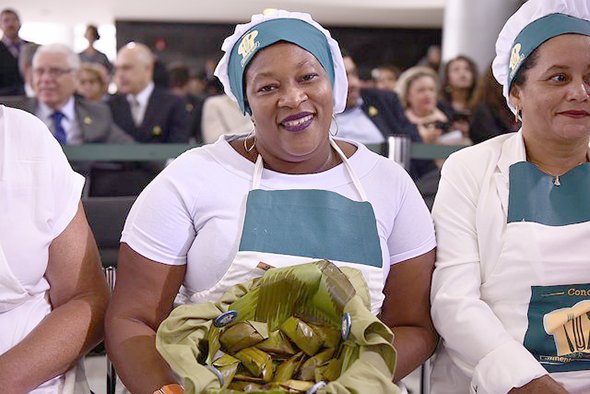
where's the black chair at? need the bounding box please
[83,196,136,268]
[82,196,136,394]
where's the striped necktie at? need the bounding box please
[50,111,67,144]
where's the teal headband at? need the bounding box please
[228,18,335,115]
[508,13,590,91]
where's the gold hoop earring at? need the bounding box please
[244,128,256,153]
[330,114,339,137]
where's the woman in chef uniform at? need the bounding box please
[430,0,590,393]
[105,10,438,394]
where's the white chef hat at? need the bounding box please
[214,9,348,116]
[492,0,590,112]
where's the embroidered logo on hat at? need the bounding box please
[238,31,260,67]
[509,43,525,79]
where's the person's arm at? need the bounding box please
[379,249,438,382]
[105,243,186,393]
[0,202,110,393]
[430,153,552,393]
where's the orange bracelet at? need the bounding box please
[153,383,184,394]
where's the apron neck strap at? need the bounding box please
[251,137,368,201]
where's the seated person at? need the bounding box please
[431,0,590,392]
[0,105,109,392]
[0,43,131,145]
[109,42,190,143]
[76,62,110,103]
[335,54,436,180]
[105,10,437,393]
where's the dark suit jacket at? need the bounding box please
[0,41,25,96]
[108,87,190,143]
[359,88,436,180]
[0,95,133,144]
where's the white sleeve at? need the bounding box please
[430,155,547,394]
[387,168,436,264]
[4,107,84,239]
[47,136,85,239]
[121,166,196,265]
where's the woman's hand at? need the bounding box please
[508,375,569,393]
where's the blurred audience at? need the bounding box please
[168,63,205,143]
[109,42,189,143]
[396,66,452,145]
[18,42,39,97]
[78,24,112,74]
[417,44,442,72]
[438,55,479,139]
[335,54,435,180]
[469,65,520,144]
[0,8,29,96]
[76,62,109,102]
[372,64,401,92]
[187,71,207,96]
[1,44,130,145]
[201,87,253,144]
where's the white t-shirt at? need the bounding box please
[122,135,435,295]
[0,105,84,296]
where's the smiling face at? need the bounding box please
[510,34,590,144]
[244,42,334,173]
[407,75,438,116]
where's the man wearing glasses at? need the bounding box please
[1,43,131,145]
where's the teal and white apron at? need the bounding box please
[186,138,386,314]
[0,242,89,394]
[482,161,590,393]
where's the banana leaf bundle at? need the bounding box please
[219,321,269,354]
[156,260,400,394]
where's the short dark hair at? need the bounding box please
[0,8,20,22]
[86,24,100,41]
[168,64,190,88]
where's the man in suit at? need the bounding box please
[1,43,132,145]
[335,54,435,180]
[0,8,27,96]
[109,42,190,143]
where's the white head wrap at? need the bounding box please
[214,9,348,115]
[492,0,590,112]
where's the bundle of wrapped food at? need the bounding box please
[156,261,400,394]
[207,315,348,392]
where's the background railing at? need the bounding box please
[63,142,468,161]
